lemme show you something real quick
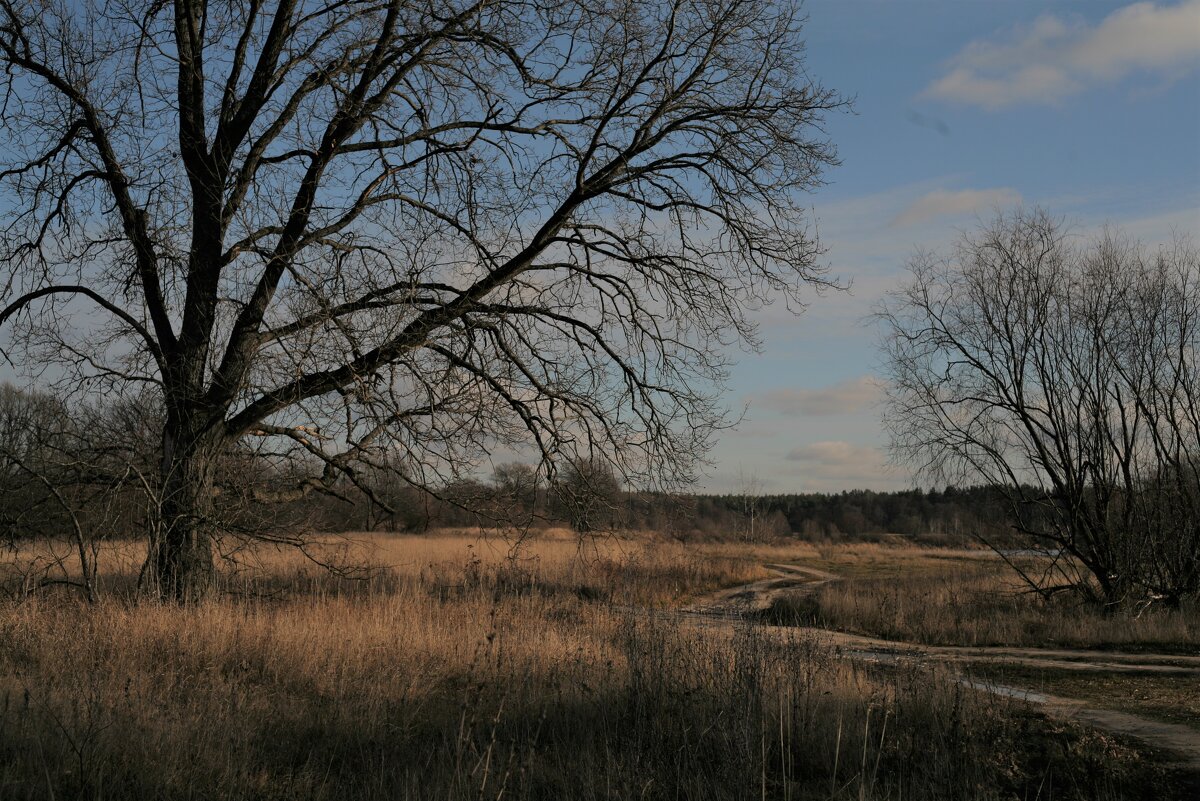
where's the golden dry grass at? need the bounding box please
[762,552,1200,651]
[0,530,1184,800]
[0,528,769,606]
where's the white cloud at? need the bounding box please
[928,65,1081,110]
[925,1,1200,109]
[782,440,903,491]
[892,188,1023,227]
[1072,1,1200,76]
[753,375,884,417]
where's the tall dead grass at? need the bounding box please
[768,560,1200,651]
[0,531,1179,800]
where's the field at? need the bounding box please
[755,544,1200,652]
[0,531,1193,800]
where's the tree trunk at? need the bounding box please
[152,422,220,601]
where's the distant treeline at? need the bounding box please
[0,381,1015,547]
[299,470,1020,547]
[660,486,1017,545]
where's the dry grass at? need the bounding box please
[1,528,769,607]
[755,545,1200,652]
[0,530,1183,800]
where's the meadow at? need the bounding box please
[756,545,1200,652]
[0,530,1186,800]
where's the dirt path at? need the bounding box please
[683,563,837,618]
[828,632,1200,673]
[682,563,1200,772]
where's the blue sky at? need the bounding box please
[701,0,1200,493]
[1,1,1194,495]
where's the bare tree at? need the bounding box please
[0,384,162,600]
[879,209,1199,608]
[491,461,541,522]
[0,0,841,599]
[551,456,623,533]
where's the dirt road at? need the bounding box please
[682,563,1200,772]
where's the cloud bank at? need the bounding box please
[925,1,1200,109]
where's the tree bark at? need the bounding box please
[152,420,220,601]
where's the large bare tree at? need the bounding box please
[0,0,840,598]
[880,210,1199,608]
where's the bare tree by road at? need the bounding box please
[0,0,842,598]
[879,209,1199,608]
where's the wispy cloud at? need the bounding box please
[786,440,880,466]
[782,440,902,491]
[1115,205,1200,242]
[892,188,1022,227]
[924,1,1200,109]
[753,375,884,417]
